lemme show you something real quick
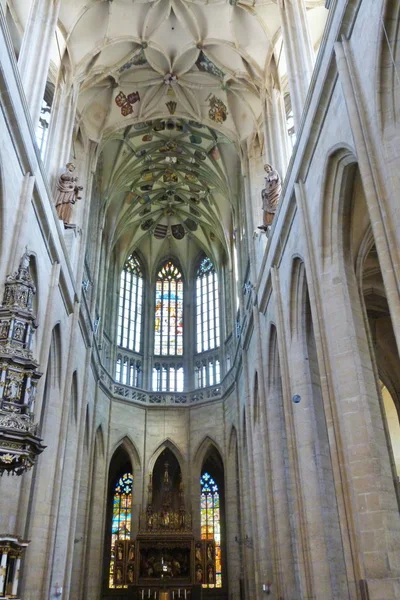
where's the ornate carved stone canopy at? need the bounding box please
[0,251,45,475]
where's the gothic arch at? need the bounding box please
[193,436,224,474]
[228,425,238,456]
[70,370,78,424]
[95,424,105,459]
[289,256,307,340]
[152,255,185,282]
[28,252,39,318]
[320,146,359,265]
[110,435,141,470]
[49,323,62,390]
[148,439,185,475]
[253,371,260,427]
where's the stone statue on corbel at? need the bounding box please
[258,163,282,232]
[55,162,83,226]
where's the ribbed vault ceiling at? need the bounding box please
[101,117,238,271]
[7,0,327,269]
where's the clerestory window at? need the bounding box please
[196,257,220,353]
[154,261,183,356]
[117,254,143,352]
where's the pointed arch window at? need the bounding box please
[154,261,183,356]
[200,472,222,588]
[117,254,143,352]
[109,472,133,588]
[196,257,220,353]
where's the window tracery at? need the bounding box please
[200,472,222,588]
[117,254,143,352]
[196,257,220,353]
[154,261,183,356]
[109,472,133,589]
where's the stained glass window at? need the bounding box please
[196,257,220,353]
[154,261,183,356]
[109,473,133,589]
[117,254,143,352]
[201,472,222,588]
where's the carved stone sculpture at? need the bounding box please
[55,163,83,224]
[258,163,282,232]
[0,251,45,475]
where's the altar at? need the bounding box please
[111,457,216,597]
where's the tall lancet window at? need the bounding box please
[154,261,183,356]
[109,473,133,588]
[117,254,143,352]
[196,257,220,352]
[201,472,222,588]
[196,257,220,353]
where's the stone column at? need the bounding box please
[18,0,62,124]
[263,88,290,178]
[0,548,8,595]
[11,553,21,596]
[278,0,314,128]
[45,78,79,187]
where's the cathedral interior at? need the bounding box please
[0,0,400,599]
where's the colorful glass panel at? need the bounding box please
[196,257,220,354]
[117,254,143,354]
[109,473,133,589]
[200,472,222,588]
[154,261,183,356]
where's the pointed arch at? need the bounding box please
[253,371,260,426]
[193,435,224,473]
[95,424,105,459]
[49,323,62,389]
[70,370,78,424]
[199,438,225,589]
[106,443,134,589]
[148,438,185,474]
[228,425,238,456]
[289,256,307,341]
[84,403,90,453]
[110,435,141,470]
[154,258,184,356]
[319,145,358,267]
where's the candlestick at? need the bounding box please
[142,591,144,600]
[178,590,180,598]
[154,592,156,599]
[184,590,187,599]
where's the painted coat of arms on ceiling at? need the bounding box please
[208,95,228,124]
[115,91,140,116]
